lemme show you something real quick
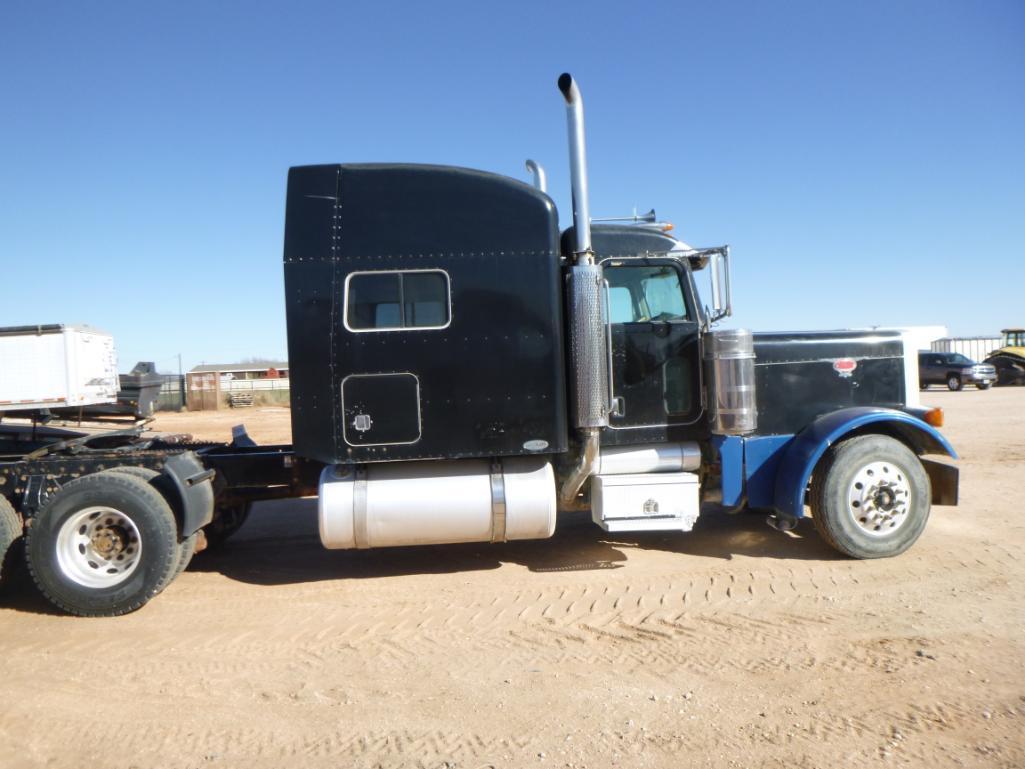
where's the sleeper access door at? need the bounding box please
[601,257,704,446]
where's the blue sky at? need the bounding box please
[2,1,1023,372]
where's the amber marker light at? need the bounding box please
[923,407,944,427]
[661,222,674,232]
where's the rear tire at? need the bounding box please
[810,435,931,559]
[26,473,178,616]
[946,375,962,391]
[102,466,195,582]
[203,501,252,549]
[173,532,198,579]
[0,496,22,588]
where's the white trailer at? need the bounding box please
[0,325,118,412]
[931,336,1003,363]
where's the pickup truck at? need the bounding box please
[918,351,995,391]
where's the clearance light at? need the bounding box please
[661,222,674,232]
[923,407,944,428]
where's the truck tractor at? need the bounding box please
[0,74,958,616]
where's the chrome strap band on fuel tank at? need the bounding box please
[490,460,507,543]
[353,467,369,549]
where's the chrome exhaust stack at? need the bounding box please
[557,73,593,261]
[557,73,608,507]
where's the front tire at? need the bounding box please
[947,375,962,391]
[977,381,992,390]
[26,473,179,616]
[809,435,931,559]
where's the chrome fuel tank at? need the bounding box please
[318,457,556,549]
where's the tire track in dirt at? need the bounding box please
[1,538,991,694]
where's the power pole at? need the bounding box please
[178,353,185,411]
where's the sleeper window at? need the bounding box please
[346,271,450,331]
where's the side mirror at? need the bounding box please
[707,246,732,325]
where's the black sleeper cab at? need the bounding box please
[283,164,569,465]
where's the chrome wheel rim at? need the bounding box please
[847,461,911,537]
[56,507,142,588]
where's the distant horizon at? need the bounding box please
[142,325,1023,377]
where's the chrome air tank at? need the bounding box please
[318,457,557,549]
[704,328,757,435]
[595,442,702,475]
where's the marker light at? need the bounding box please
[923,407,944,428]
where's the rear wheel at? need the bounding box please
[26,473,178,616]
[101,466,197,579]
[203,501,252,549]
[0,496,22,587]
[810,435,931,559]
[173,532,198,579]
[946,375,962,391]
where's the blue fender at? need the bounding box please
[772,407,957,519]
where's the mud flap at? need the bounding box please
[921,458,959,506]
[163,452,216,536]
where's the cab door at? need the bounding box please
[602,258,703,443]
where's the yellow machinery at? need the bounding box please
[987,328,1025,386]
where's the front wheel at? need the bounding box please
[977,381,992,390]
[809,435,931,559]
[947,375,962,391]
[26,472,179,616]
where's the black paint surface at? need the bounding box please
[283,164,568,465]
[752,331,907,435]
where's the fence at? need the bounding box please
[156,375,186,411]
[222,377,291,392]
[930,337,1002,362]
[222,377,290,407]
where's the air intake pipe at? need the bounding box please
[557,73,608,507]
[525,159,548,193]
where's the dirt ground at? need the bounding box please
[1,389,1023,769]
[145,405,295,445]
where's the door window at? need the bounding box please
[605,265,689,323]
